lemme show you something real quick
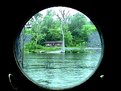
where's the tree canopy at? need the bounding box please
[23,7,97,52]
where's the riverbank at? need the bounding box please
[24,47,101,54]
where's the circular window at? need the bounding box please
[14,6,104,90]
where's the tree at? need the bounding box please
[64,30,73,47]
[56,8,71,52]
[23,7,97,52]
[68,13,91,46]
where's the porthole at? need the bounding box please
[14,6,104,90]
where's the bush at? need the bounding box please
[65,49,85,53]
[24,42,61,53]
[41,47,61,51]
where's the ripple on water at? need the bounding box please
[22,52,101,90]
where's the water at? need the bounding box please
[22,51,102,90]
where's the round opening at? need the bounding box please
[14,6,104,90]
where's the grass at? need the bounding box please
[24,46,61,53]
[65,49,86,53]
[24,44,89,54]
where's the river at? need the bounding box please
[22,50,102,90]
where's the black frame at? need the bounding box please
[2,0,120,91]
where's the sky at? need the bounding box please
[38,6,90,21]
[39,6,79,16]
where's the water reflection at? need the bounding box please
[22,51,101,90]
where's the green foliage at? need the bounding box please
[65,49,86,53]
[81,23,96,35]
[23,9,97,53]
[24,28,32,34]
[41,47,61,51]
[47,28,61,41]
[24,43,61,53]
[64,30,73,46]
[67,13,90,46]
